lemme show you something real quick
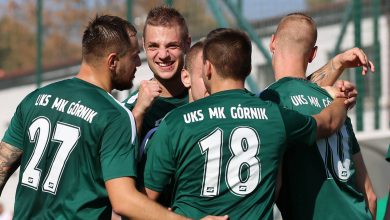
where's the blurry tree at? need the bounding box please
[0,0,83,74]
[0,0,218,75]
[0,17,36,72]
[175,0,218,39]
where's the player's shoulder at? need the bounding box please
[41,78,78,91]
[269,77,308,89]
[260,77,297,99]
[157,96,207,128]
[99,93,134,118]
[122,89,139,109]
[162,99,195,119]
[276,77,328,95]
[20,79,72,103]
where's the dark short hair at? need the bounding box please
[184,40,204,71]
[82,15,137,61]
[143,6,189,42]
[203,28,252,80]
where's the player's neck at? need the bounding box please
[274,54,307,81]
[76,62,112,92]
[275,72,306,81]
[209,78,245,95]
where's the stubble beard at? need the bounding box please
[111,69,133,91]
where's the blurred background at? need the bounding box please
[0,0,389,219]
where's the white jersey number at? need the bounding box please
[317,125,351,181]
[21,117,80,194]
[199,127,261,197]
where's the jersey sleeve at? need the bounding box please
[2,101,25,150]
[386,146,390,162]
[143,119,175,192]
[100,113,138,181]
[344,117,360,155]
[279,107,317,148]
[122,91,139,111]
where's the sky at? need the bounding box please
[243,0,307,20]
[0,0,307,21]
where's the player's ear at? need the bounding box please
[181,68,191,89]
[108,53,118,71]
[204,60,212,80]
[308,46,318,63]
[269,34,276,54]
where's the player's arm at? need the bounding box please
[132,80,162,137]
[0,141,22,195]
[308,47,374,87]
[312,96,348,138]
[353,152,377,219]
[106,177,188,220]
[107,178,229,220]
[145,188,161,201]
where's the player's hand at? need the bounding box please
[332,47,375,75]
[335,80,357,109]
[133,80,162,115]
[200,215,229,220]
[323,80,357,110]
[322,86,339,99]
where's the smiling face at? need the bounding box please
[112,35,141,91]
[143,24,189,82]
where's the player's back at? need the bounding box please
[4,78,137,219]
[261,77,371,220]
[145,89,316,219]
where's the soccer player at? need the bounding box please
[123,6,190,142]
[261,13,376,219]
[0,15,223,220]
[142,28,351,219]
[181,40,208,103]
[122,6,191,206]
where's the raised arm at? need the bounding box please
[308,47,374,87]
[132,80,162,137]
[0,141,22,195]
[312,96,348,139]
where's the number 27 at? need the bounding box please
[22,117,80,195]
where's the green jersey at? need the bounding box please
[387,145,390,162]
[144,89,317,220]
[123,89,188,206]
[261,77,371,220]
[123,90,188,155]
[2,78,138,220]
